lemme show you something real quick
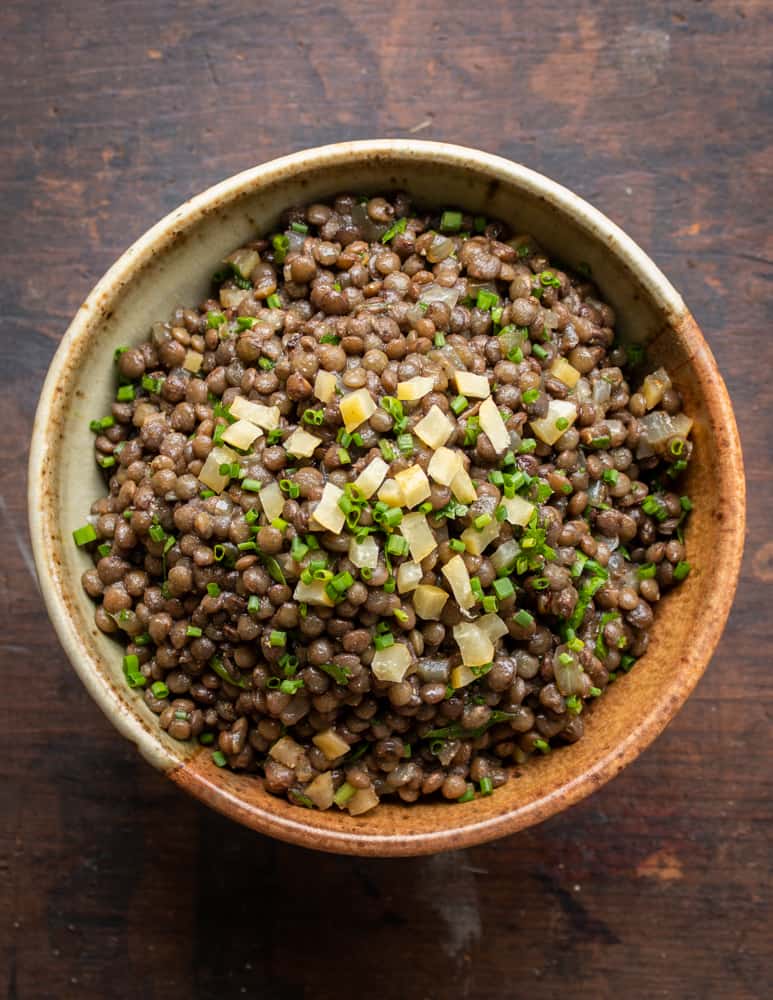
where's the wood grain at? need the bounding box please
[2,0,771,997]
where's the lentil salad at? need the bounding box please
[75,192,694,815]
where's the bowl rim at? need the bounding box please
[28,139,745,855]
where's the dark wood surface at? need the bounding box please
[2,1,771,997]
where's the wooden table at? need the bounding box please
[2,1,771,996]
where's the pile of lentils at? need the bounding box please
[75,192,694,815]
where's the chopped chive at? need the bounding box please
[532,343,548,360]
[514,609,534,628]
[533,738,550,754]
[449,538,466,553]
[433,332,446,347]
[493,577,514,600]
[266,293,282,309]
[379,440,395,462]
[479,777,493,796]
[374,631,394,651]
[457,784,475,803]
[269,630,287,647]
[73,524,98,546]
[476,288,499,311]
[247,595,261,614]
[522,388,540,405]
[673,561,692,581]
[243,477,263,492]
[116,384,135,402]
[186,626,203,638]
[440,210,462,233]
[396,433,414,455]
[473,513,492,531]
[150,681,169,699]
[212,750,227,767]
[381,217,407,243]
[271,233,289,263]
[482,595,498,613]
[386,535,409,557]
[333,781,356,807]
[556,417,569,432]
[207,311,226,328]
[290,220,308,234]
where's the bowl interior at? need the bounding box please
[30,142,744,855]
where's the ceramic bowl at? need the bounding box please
[28,140,745,856]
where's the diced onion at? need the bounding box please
[450,466,477,504]
[397,376,435,401]
[371,643,412,682]
[592,378,611,407]
[530,400,578,445]
[479,397,510,453]
[502,495,535,527]
[347,786,379,816]
[340,388,376,432]
[417,282,460,310]
[477,612,508,642]
[226,247,260,278]
[574,378,592,403]
[311,482,345,533]
[441,554,475,610]
[415,405,454,450]
[287,229,306,253]
[377,478,405,508]
[220,287,248,310]
[400,512,437,562]
[312,728,350,760]
[229,397,280,430]
[491,539,519,575]
[182,349,203,373]
[397,561,423,593]
[639,411,693,450]
[293,578,335,607]
[450,665,477,689]
[416,657,451,683]
[285,427,321,458]
[221,419,262,451]
[460,518,500,555]
[269,735,304,768]
[426,234,455,263]
[642,367,672,410]
[394,464,431,508]
[427,446,463,486]
[349,535,379,570]
[259,481,285,522]
[314,370,337,403]
[453,622,494,667]
[550,357,581,388]
[198,445,240,493]
[353,457,389,498]
[305,771,334,810]
[412,585,448,620]
[553,649,591,697]
[453,370,490,398]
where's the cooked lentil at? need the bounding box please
[76,194,695,815]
